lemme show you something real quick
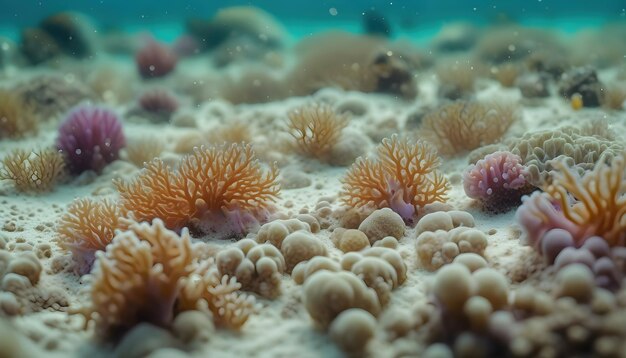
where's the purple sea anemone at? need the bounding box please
[57,105,125,174]
[463,151,532,212]
[135,40,177,79]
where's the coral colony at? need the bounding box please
[2,4,626,358]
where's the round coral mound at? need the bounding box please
[463,151,532,212]
[57,104,126,174]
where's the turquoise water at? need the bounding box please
[1,1,624,41]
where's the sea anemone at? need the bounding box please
[341,135,449,221]
[56,104,126,174]
[114,143,280,237]
[463,151,532,212]
[135,40,177,79]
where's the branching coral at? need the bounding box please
[82,219,255,341]
[420,100,519,156]
[341,135,449,221]
[0,90,37,139]
[0,148,65,192]
[517,153,626,253]
[115,143,280,236]
[287,103,349,162]
[57,198,126,274]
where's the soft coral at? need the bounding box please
[341,135,449,221]
[114,143,280,237]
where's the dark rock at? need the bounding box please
[371,52,417,99]
[558,67,605,107]
[20,28,61,65]
[39,12,93,58]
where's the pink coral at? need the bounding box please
[463,151,531,212]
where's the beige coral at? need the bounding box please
[82,219,255,340]
[420,100,518,155]
[0,90,37,139]
[415,212,488,271]
[341,247,407,305]
[216,238,285,298]
[287,103,349,162]
[0,148,65,193]
[303,270,381,329]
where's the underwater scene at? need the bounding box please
[1,0,626,357]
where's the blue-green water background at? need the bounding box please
[1,0,625,42]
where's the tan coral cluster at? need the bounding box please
[414,211,488,271]
[254,219,327,272]
[216,238,285,298]
[0,244,68,317]
[293,243,407,356]
[82,219,256,341]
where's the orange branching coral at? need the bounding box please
[420,100,518,155]
[84,219,195,340]
[545,154,626,246]
[57,198,127,274]
[0,148,65,192]
[115,143,280,236]
[341,135,449,221]
[0,90,37,139]
[83,219,255,341]
[287,103,349,162]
